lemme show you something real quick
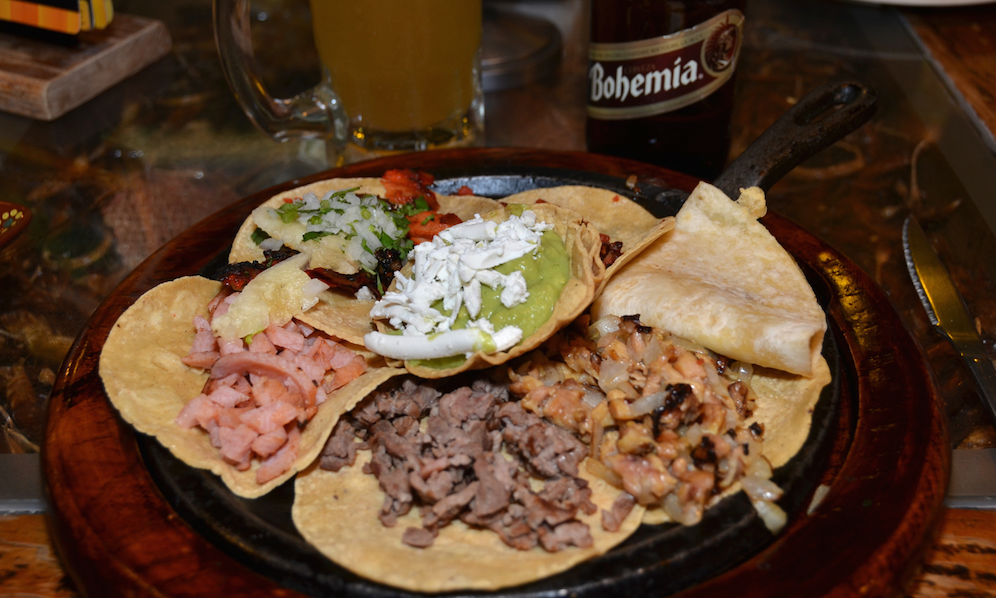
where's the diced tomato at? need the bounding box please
[456,185,474,195]
[406,211,462,244]
[381,168,439,210]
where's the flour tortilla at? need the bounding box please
[292,455,643,593]
[97,276,403,498]
[230,178,501,346]
[592,182,827,377]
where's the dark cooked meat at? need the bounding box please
[599,233,624,268]
[318,418,359,472]
[213,247,297,291]
[318,377,598,551]
[601,492,638,533]
[307,247,403,298]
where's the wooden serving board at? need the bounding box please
[0,13,170,120]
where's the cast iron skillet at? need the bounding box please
[135,82,876,595]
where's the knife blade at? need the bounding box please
[903,215,995,416]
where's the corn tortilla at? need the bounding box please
[98,276,403,498]
[230,178,501,345]
[292,455,644,593]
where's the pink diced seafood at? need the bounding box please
[182,351,220,370]
[211,352,318,407]
[330,354,367,391]
[191,316,217,353]
[176,394,217,429]
[219,338,244,355]
[207,384,249,409]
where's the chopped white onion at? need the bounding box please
[733,361,755,380]
[259,237,284,251]
[751,498,787,533]
[741,475,784,502]
[589,314,622,340]
[746,454,773,480]
[582,387,605,409]
[302,278,330,300]
[597,359,631,393]
[625,391,667,417]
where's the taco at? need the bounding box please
[592,182,827,377]
[362,201,643,378]
[507,312,829,531]
[228,171,501,345]
[292,376,644,593]
[584,182,831,524]
[98,257,403,498]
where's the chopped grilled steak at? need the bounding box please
[401,526,436,548]
[601,492,637,533]
[318,377,598,551]
[318,418,359,472]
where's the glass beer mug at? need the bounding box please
[213,0,485,162]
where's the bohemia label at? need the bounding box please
[588,9,744,120]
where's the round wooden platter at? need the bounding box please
[43,148,948,597]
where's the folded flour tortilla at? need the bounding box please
[592,182,827,377]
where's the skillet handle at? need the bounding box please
[713,81,877,199]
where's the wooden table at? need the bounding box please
[0,0,994,596]
[896,6,996,595]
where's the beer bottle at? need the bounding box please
[586,0,746,180]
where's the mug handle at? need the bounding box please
[212,0,346,143]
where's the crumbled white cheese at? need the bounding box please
[365,210,550,360]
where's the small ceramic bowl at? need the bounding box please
[0,201,31,251]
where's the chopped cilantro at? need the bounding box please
[276,202,299,223]
[302,231,332,242]
[250,227,269,246]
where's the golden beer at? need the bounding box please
[309,0,482,149]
